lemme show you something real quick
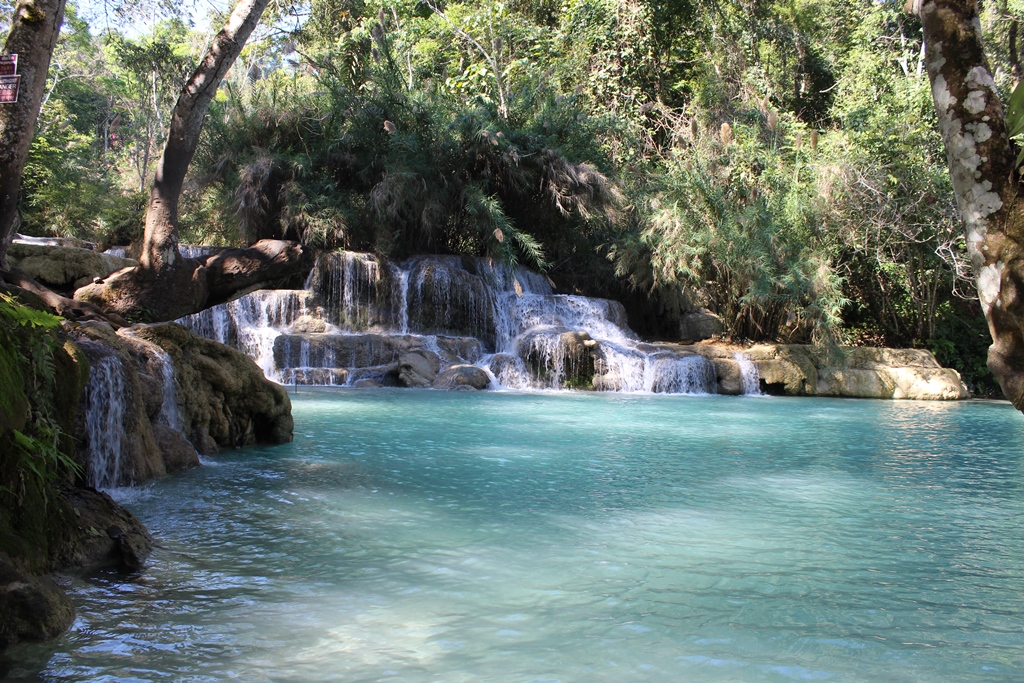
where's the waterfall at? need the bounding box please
[735,351,762,395]
[153,347,181,429]
[392,264,410,334]
[175,250,733,395]
[178,289,309,380]
[84,356,127,489]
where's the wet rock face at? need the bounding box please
[308,251,399,331]
[518,329,598,389]
[274,333,416,371]
[407,258,496,348]
[72,328,169,487]
[129,323,293,454]
[71,322,202,486]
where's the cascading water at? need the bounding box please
[735,351,762,395]
[83,356,127,488]
[178,290,310,379]
[176,249,758,396]
[102,246,129,259]
[153,347,182,430]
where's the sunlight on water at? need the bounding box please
[5,392,1024,682]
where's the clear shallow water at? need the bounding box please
[5,391,1024,682]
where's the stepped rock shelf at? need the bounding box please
[176,250,967,400]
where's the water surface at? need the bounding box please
[6,391,1024,682]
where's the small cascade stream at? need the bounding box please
[153,347,182,430]
[735,351,763,396]
[83,356,127,488]
[177,250,758,395]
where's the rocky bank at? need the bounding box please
[1,271,294,649]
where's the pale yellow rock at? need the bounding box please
[9,242,136,290]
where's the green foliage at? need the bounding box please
[14,0,1000,390]
[188,28,622,272]
[613,109,847,343]
[1005,78,1024,166]
[0,296,83,504]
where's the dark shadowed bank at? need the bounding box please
[0,282,292,649]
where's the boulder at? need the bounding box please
[714,343,969,400]
[433,365,492,390]
[399,349,442,388]
[710,357,743,395]
[152,423,202,474]
[53,487,153,572]
[128,323,294,453]
[678,308,725,341]
[0,554,75,649]
[8,242,137,292]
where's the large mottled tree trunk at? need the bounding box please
[911,0,1024,409]
[74,0,313,321]
[0,0,67,269]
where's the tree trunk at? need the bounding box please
[74,0,313,322]
[0,0,67,269]
[141,0,271,271]
[911,0,1024,409]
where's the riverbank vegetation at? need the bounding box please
[4,0,1014,394]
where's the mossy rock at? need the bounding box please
[0,343,29,433]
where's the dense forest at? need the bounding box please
[3,0,1018,394]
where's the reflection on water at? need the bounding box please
[5,391,1024,682]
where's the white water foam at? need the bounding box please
[735,351,762,396]
[176,251,723,395]
[84,355,127,488]
[151,346,182,430]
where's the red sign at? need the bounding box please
[0,54,16,77]
[0,75,19,103]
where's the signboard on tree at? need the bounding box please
[0,55,19,103]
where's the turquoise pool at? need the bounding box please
[6,390,1024,682]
